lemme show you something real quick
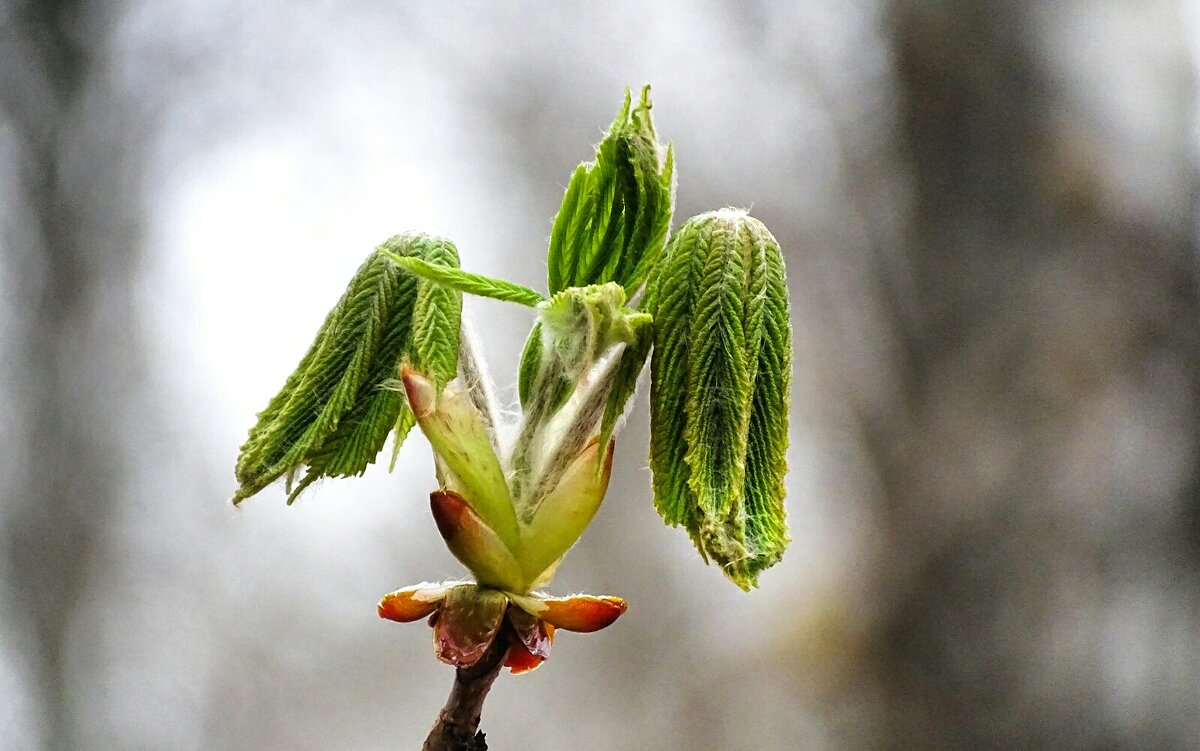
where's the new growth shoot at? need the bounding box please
[232,86,793,748]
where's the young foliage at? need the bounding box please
[647,209,792,589]
[233,89,793,600]
[232,88,797,746]
[509,283,645,509]
[233,233,461,504]
[599,318,653,450]
[545,85,676,300]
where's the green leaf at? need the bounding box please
[546,164,588,295]
[233,233,463,504]
[388,401,416,472]
[517,322,543,408]
[546,86,675,299]
[684,218,752,518]
[648,218,708,528]
[379,252,544,307]
[409,240,463,389]
[599,313,653,451]
[522,282,632,423]
[623,143,675,294]
[731,221,791,583]
[647,210,792,589]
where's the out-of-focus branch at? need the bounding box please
[422,629,510,751]
[1,3,99,748]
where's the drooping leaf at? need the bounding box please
[295,235,464,497]
[648,216,709,528]
[647,210,792,589]
[546,86,675,299]
[232,233,463,504]
[684,217,752,518]
[289,258,419,491]
[409,240,464,389]
[233,253,407,502]
[730,221,791,583]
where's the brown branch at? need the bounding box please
[422,628,510,751]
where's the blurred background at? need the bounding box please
[4,1,1200,748]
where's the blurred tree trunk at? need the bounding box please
[865,1,1200,748]
[1,3,146,748]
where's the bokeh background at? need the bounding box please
[4,1,1200,748]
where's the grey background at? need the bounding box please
[3,1,1199,748]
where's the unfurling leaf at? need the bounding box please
[599,314,653,451]
[508,283,640,507]
[232,233,462,504]
[647,209,792,589]
[546,85,675,299]
[516,321,543,409]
